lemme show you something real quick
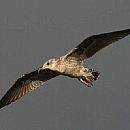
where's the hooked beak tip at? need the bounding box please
[38,66,44,73]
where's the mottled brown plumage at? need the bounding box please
[0,29,130,109]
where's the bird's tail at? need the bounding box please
[78,69,100,87]
[91,70,100,80]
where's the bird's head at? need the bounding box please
[42,58,57,70]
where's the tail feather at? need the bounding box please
[91,70,100,80]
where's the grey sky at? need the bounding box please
[0,0,130,130]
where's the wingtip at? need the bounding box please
[120,28,130,34]
[0,102,5,109]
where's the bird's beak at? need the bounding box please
[38,64,48,72]
[42,64,48,69]
[38,67,43,73]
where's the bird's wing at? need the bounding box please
[0,68,59,109]
[65,29,130,61]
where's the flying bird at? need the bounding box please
[0,29,130,109]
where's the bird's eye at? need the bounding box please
[46,62,49,65]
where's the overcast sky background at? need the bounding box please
[0,0,130,130]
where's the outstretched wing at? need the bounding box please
[0,68,59,109]
[65,29,130,61]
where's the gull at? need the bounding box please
[0,29,130,109]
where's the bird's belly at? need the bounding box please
[62,67,82,78]
[56,60,83,78]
